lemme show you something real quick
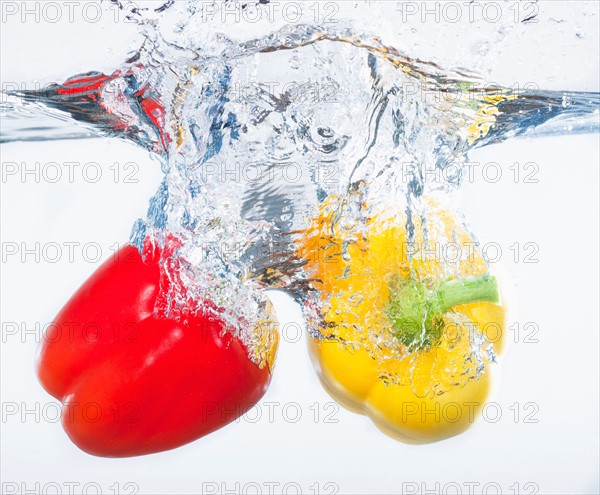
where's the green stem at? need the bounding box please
[436,275,499,312]
[385,274,500,349]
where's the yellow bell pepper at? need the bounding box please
[300,196,506,443]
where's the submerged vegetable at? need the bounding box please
[36,239,278,457]
[301,197,506,443]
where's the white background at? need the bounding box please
[1,2,599,494]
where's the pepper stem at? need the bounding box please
[436,275,499,312]
[384,274,499,349]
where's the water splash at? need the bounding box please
[1,0,598,386]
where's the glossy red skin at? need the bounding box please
[36,243,270,457]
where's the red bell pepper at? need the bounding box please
[36,240,274,457]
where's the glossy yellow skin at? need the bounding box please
[301,199,506,443]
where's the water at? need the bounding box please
[2,0,598,391]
